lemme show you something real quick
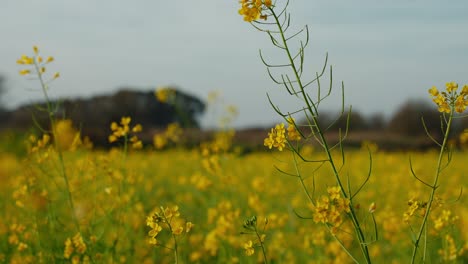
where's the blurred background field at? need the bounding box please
[0,136,467,262]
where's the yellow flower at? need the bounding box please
[153,134,167,149]
[287,117,302,141]
[110,122,119,131]
[33,46,39,55]
[327,186,341,200]
[445,82,458,92]
[108,134,117,143]
[264,123,287,151]
[238,0,272,22]
[172,225,184,235]
[454,95,467,113]
[120,116,131,126]
[63,238,74,259]
[155,87,175,103]
[428,86,439,96]
[244,240,255,256]
[132,124,142,133]
[53,72,60,79]
[263,133,274,149]
[19,69,30,76]
[462,85,468,95]
[185,222,194,233]
[17,55,34,65]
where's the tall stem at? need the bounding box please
[270,8,371,263]
[34,60,81,234]
[411,113,453,263]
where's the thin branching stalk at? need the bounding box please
[267,7,372,263]
[410,113,453,263]
[254,225,268,264]
[33,59,81,234]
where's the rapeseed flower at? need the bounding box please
[429,82,468,113]
[244,240,255,256]
[155,87,176,103]
[312,187,350,231]
[108,116,143,149]
[238,0,273,22]
[286,117,302,141]
[16,46,60,80]
[264,123,286,151]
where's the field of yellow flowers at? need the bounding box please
[3,1,468,263]
[0,138,466,263]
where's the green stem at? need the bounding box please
[410,113,453,263]
[270,9,371,263]
[34,60,81,234]
[254,226,268,264]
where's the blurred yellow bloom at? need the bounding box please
[428,86,439,96]
[155,87,175,103]
[186,222,194,233]
[153,134,167,149]
[244,240,255,256]
[19,69,30,75]
[132,124,142,133]
[172,225,184,235]
[17,55,34,65]
[120,116,131,126]
[33,46,39,55]
[445,82,458,92]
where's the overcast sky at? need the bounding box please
[1,0,467,128]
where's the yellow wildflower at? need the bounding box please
[429,82,468,113]
[19,69,30,75]
[244,240,255,256]
[155,87,175,103]
[238,0,273,22]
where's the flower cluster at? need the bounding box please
[264,119,301,151]
[403,198,427,223]
[241,216,267,258]
[8,224,28,252]
[438,234,462,261]
[428,82,468,113]
[264,124,286,151]
[16,45,59,80]
[432,209,459,231]
[153,123,183,150]
[108,116,143,149]
[155,86,176,103]
[146,205,193,246]
[27,134,50,154]
[286,117,302,141]
[312,186,351,233]
[63,233,88,262]
[238,0,273,22]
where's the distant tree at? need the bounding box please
[317,110,369,132]
[387,100,440,138]
[2,87,206,145]
[367,113,386,131]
